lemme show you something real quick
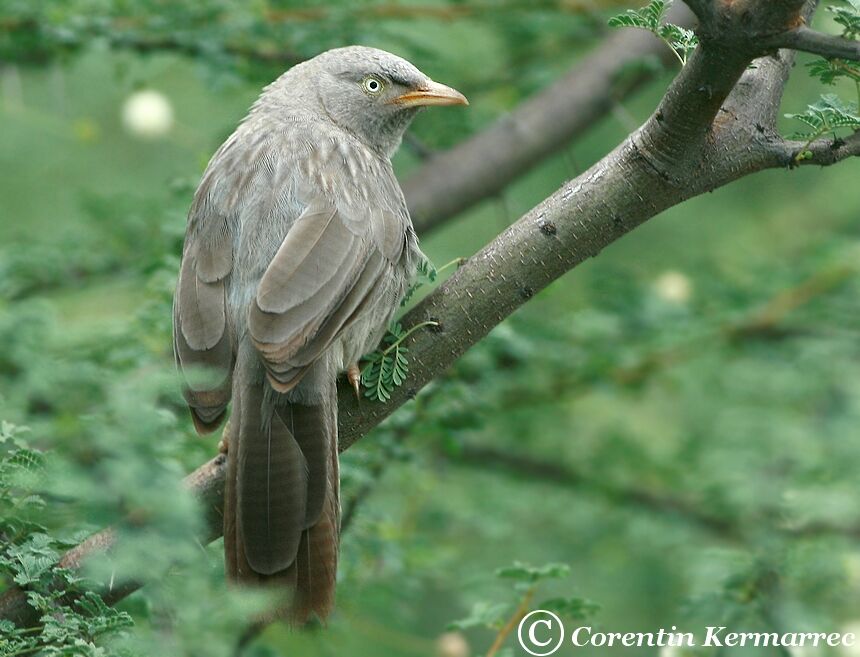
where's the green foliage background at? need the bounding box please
[1,1,860,655]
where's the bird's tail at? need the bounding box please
[223,362,339,624]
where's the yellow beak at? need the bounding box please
[390,79,469,108]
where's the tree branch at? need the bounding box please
[456,445,742,539]
[0,17,304,67]
[0,0,637,67]
[2,0,855,629]
[454,444,860,543]
[682,0,714,24]
[405,4,695,233]
[769,130,860,167]
[261,0,637,22]
[764,25,860,61]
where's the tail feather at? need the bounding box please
[238,389,308,575]
[285,424,339,622]
[223,378,340,623]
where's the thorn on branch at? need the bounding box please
[538,219,557,236]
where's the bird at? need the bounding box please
[172,46,467,623]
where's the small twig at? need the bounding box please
[730,265,854,336]
[773,130,860,167]
[382,321,439,355]
[435,257,467,277]
[765,26,860,62]
[486,588,535,657]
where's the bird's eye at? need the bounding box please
[361,76,384,95]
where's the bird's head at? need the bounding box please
[270,46,468,157]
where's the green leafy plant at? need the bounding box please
[400,257,438,307]
[805,0,860,103]
[829,0,860,39]
[785,94,860,160]
[448,562,599,657]
[361,320,438,402]
[608,0,698,66]
[0,422,134,657]
[362,257,464,402]
[401,256,464,307]
[807,58,860,87]
[786,0,860,160]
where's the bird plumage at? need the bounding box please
[173,45,465,623]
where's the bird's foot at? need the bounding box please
[218,419,230,455]
[347,363,362,400]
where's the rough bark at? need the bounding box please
[2,0,859,628]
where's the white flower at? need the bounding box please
[436,631,469,657]
[654,270,693,304]
[121,90,174,139]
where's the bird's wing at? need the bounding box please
[172,134,243,434]
[248,141,408,392]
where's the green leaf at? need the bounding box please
[658,24,698,59]
[496,561,571,583]
[401,256,438,306]
[828,0,860,38]
[785,93,860,139]
[360,322,416,402]
[539,596,601,620]
[807,58,860,86]
[609,0,698,65]
[447,601,510,631]
[608,0,669,30]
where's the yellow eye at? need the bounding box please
[362,76,384,95]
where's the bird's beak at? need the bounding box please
[390,79,469,108]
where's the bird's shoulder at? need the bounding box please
[199,115,406,212]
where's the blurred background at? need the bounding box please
[1,1,860,656]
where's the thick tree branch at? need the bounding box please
[405,4,694,233]
[682,0,715,24]
[2,0,855,629]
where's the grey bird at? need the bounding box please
[172,46,467,623]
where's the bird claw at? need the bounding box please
[218,419,230,455]
[347,363,362,401]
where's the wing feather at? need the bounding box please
[173,154,238,435]
[249,194,402,393]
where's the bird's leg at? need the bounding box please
[347,363,362,400]
[218,418,231,455]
